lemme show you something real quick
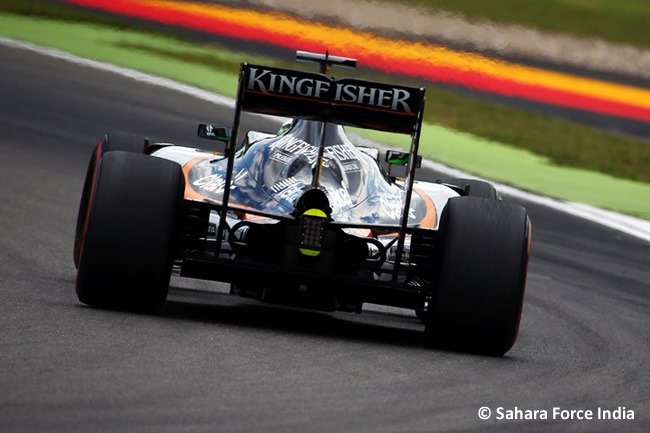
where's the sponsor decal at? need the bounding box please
[325,144,358,162]
[270,152,292,164]
[248,68,331,100]
[270,135,319,164]
[269,135,316,156]
[241,64,423,134]
[269,136,360,172]
[275,182,304,204]
[340,162,361,172]
[380,196,415,220]
[271,182,353,210]
[247,67,414,113]
[270,177,301,193]
[193,169,247,194]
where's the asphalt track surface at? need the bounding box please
[1,44,649,433]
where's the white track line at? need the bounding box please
[0,38,236,109]
[3,37,650,243]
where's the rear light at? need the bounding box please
[298,208,327,256]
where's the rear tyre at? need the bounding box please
[74,133,149,267]
[99,131,149,154]
[414,178,499,322]
[436,178,498,199]
[425,197,531,356]
[75,151,184,312]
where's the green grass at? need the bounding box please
[354,127,650,219]
[0,6,649,218]
[421,88,650,183]
[394,0,650,48]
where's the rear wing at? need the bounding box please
[216,54,426,282]
[241,64,424,134]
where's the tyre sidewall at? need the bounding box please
[76,151,184,312]
[426,197,530,355]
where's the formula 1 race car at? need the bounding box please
[74,51,531,356]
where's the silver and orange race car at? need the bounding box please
[74,51,531,356]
